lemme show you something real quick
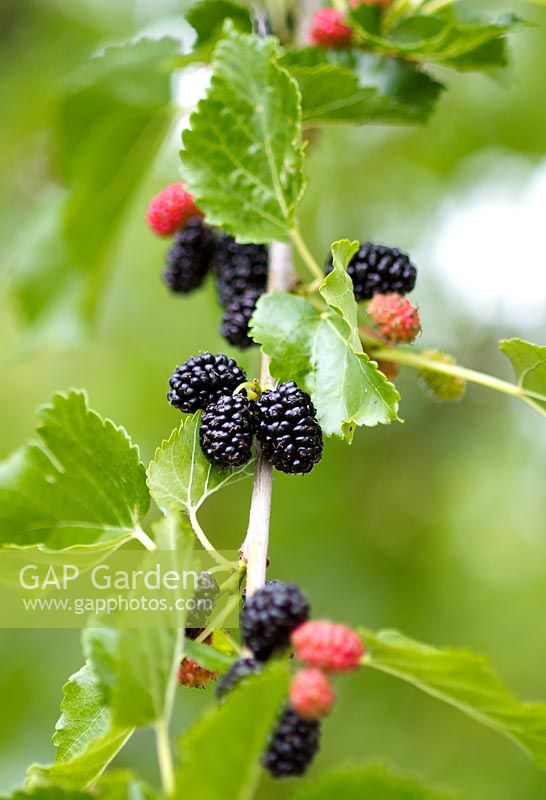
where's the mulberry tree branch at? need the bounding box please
[241,241,297,597]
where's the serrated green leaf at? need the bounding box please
[0,391,149,550]
[292,765,455,800]
[26,663,132,790]
[187,0,252,46]
[147,413,253,516]
[351,7,522,72]
[175,664,289,799]
[499,338,546,417]
[281,50,444,126]
[81,515,191,729]
[182,30,305,243]
[362,628,546,769]
[251,241,400,441]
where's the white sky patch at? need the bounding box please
[423,153,546,329]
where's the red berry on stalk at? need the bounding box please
[177,657,218,688]
[291,620,364,673]
[367,293,421,343]
[146,182,201,237]
[309,8,353,49]
[290,668,336,720]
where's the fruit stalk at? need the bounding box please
[242,241,298,597]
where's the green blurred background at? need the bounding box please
[0,0,545,797]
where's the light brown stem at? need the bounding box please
[241,241,297,597]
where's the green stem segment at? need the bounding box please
[155,720,175,797]
[372,346,525,400]
[290,227,324,281]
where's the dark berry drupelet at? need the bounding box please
[326,241,417,301]
[220,286,263,349]
[212,234,268,306]
[255,382,323,475]
[199,394,255,469]
[215,657,260,700]
[163,219,215,294]
[263,707,320,778]
[241,581,310,661]
[168,352,246,413]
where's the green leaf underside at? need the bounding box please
[499,338,546,416]
[0,391,149,549]
[186,0,252,47]
[82,516,192,729]
[351,8,522,71]
[25,662,132,790]
[182,30,305,242]
[176,665,289,799]
[292,765,455,800]
[281,51,444,126]
[363,629,546,769]
[147,412,253,515]
[4,775,158,800]
[250,240,400,441]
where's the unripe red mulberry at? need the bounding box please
[367,293,421,343]
[146,182,201,236]
[177,657,218,688]
[290,668,336,720]
[291,620,364,673]
[309,8,353,48]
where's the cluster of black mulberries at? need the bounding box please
[160,218,267,349]
[168,353,323,475]
[217,581,319,778]
[326,241,417,301]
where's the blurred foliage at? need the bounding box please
[0,0,545,798]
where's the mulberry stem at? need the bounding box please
[242,242,298,597]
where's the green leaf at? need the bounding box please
[95,772,159,800]
[251,241,400,441]
[147,412,252,517]
[350,8,522,72]
[82,515,192,729]
[0,391,149,549]
[499,338,546,417]
[186,1,252,46]
[175,664,289,799]
[2,790,91,800]
[362,628,546,769]
[59,38,177,320]
[12,38,178,338]
[182,30,305,243]
[281,50,444,126]
[25,663,133,790]
[292,765,455,800]
[9,189,87,348]
[184,638,237,673]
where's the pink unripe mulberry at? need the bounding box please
[146,182,201,236]
[290,668,336,720]
[291,620,364,673]
[367,293,421,343]
[309,8,353,49]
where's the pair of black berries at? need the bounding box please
[168,352,323,475]
[163,220,268,349]
[217,581,320,778]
